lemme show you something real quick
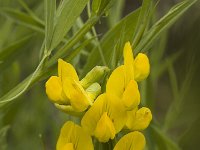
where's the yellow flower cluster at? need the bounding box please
[46,42,152,150]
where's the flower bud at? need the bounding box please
[80,66,109,89]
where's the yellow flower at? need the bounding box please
[106,66,140,110]
[126,107,152,131]
[124,41,150,82]
[106,41,149,110]
[46,59,99,113]
[114,131,146,150]
[57,121,93,150]
[81,93,127,142]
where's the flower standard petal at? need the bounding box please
[63,78,92,112]
[122,80,140,110]
[123,41,134,86]
[114,131,146,150]
[106,65,125,98]
[57,121,93,150]
[134,53,150,82]
[58,59,79,82]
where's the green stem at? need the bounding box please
[87,2,107,66]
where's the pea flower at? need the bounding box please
[124,41,150,82]
[114,131,146,150]
[57,121,93,150]
[45,59,107,113]
[81,93,127,142]
[106,41,150,110]
[106,41,152,131]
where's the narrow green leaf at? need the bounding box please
[0,54,48,107]
[50,0,89,49]
[0,8,44,33]
[135,0,197,53]
[47,15,100,67]
[132,0,152,48]
[107,0,125,27]
[92,0,113,15]
[44,0,56,51]
[82,8,141,76]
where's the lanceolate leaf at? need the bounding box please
[44,0,56,51]
[50,0,89,50]
[0,54,48,107]
[135,0,197,53]
[132,0,152,48]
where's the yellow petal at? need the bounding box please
[125,108,138,130]
[106,93,127,133]
[123,42,134,86]
[81,94,105,135]
[122,80,140,110]
[57,121,93,150]
[58,59,79,82]
[63,78,92,112]
[60,143,74,150]
[127,107,152,131]
[114,131,146,150]
[81,93,127,138]
[45,76,68,104]
[134,53,150,82]
[106,65,125,97]
[94,112,116,142]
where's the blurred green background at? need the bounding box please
[0,0,200,149]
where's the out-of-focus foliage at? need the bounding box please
[0,0,199,149]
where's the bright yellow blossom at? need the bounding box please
[114,131,146,150]
[106,41,149,110]
[106,65,140,110]
[46,59,103,113]
[57,121,93,150]
[81,93,127,142]
[124,41,150,82]
[106,41,152,131]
